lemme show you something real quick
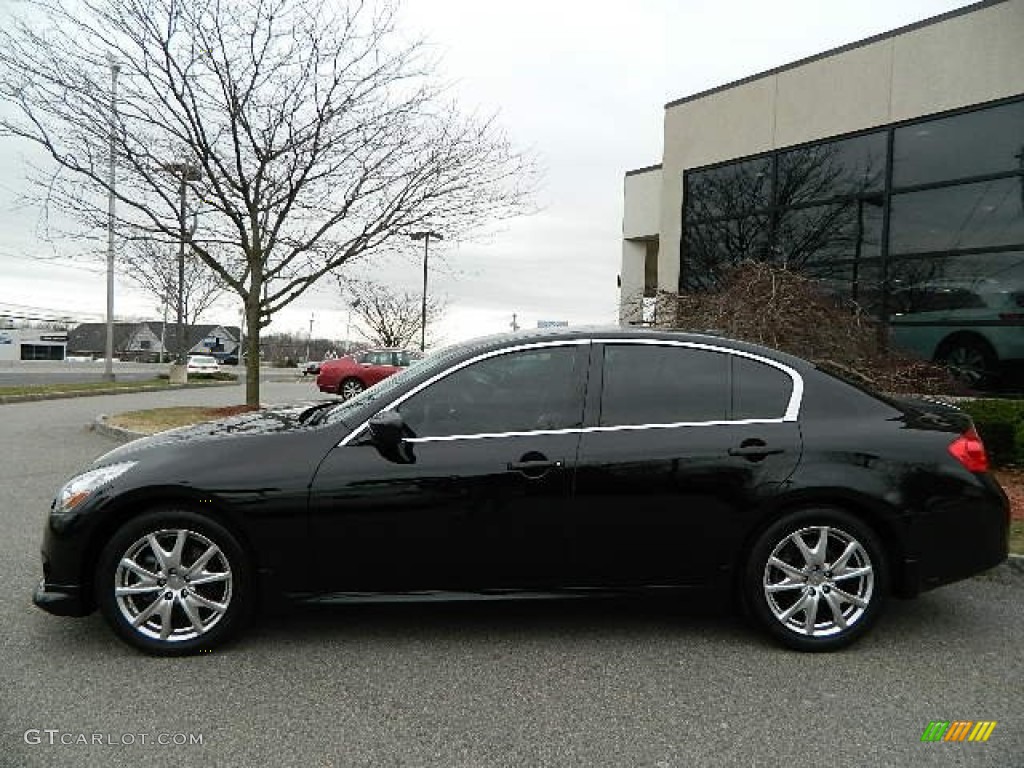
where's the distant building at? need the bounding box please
[0,329,68,362]
[66,322,240,362]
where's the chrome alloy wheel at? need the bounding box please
[340,378,365,399]
[762,525,874,638]
[114,528,233,642]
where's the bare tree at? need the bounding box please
[121,239,227,330]
[346,280,446,349]
[0,0,537,404]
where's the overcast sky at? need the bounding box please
[0,0,975,345]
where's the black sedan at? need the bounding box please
[34,328,1009,655]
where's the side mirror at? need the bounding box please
[367,410,414,464]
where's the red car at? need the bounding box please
[316,348,422,399]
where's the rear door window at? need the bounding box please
[731,356,793,420]
[599,344,729,426]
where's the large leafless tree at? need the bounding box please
[0,0,537,403]
[345,279,446,349]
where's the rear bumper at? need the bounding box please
[904,474,1010,595]
[33,579,92,617]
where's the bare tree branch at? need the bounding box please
[0,0,538,403]
[344,278,446,349]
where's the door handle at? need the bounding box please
[507,458,563,479]
[728,439,784,459]
[507,459,564,472]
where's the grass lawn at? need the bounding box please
[108,405,259,434]
[0,378,172,396]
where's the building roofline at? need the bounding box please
[624,163,663,178]
[664,0,1007,110]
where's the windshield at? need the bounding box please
[319,344,464,426]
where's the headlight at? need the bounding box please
[53,462,137,517]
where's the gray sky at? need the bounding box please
[0,0,975,345]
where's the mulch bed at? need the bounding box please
[993,470,1024,521]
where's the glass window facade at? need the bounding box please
[681,96,1024,376]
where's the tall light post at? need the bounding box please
[160,162,201,365]
[409,230,442,351]
[102,56,120,382]
[306,312,314,362]
[344,298,360,354]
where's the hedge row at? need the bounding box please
[958,399,1024,467]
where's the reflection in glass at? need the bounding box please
[893,100,1024,188]
[889,252,1024,296]
[889,178,1024,254]
[776,200,883,267]
[685,157,772,220]
[886,252,1024,371]
[803,259,882,309]
[776,132,886,206]
[682,216,770,290]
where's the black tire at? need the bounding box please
[338,377,365,400]
[95,508,253,656]
[936,336,999,389]
[743,507,888,652]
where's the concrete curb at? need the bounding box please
[0,380,238,405]
[91,414,148,441]
[973,554,1024,585]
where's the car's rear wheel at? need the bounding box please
[744,508,887,652]
[338,377,365,400]
[95,509,252,656]
[936,336,998,389]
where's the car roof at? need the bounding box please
[439,326,813,371]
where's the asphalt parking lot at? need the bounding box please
[1,382,1022,767]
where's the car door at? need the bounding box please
[360,350,400,386]
[568,341,803,587]
[308,341,591,593]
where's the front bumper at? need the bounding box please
[33,579,92,617]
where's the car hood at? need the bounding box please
[94,403,329,466]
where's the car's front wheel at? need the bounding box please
[95,509,252,656]
[744,508,887,652]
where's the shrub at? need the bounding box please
[656,261,964,395]
[958,399,1024,467]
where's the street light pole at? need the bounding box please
[306,312,314,363]
[344,298,360,355]
[103,57,120,382]
[160,163,201,365]
[410,230,443,351]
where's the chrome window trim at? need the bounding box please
[404,418,786,444]
[338,337,804,447]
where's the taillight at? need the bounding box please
[948,427,989,473]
